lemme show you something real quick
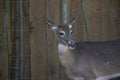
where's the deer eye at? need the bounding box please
[59,32,64,35]
[59,31,65,37]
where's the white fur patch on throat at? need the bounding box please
[58,43,68,53]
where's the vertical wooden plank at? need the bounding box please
[106,0,120,39]
[30,0,47,80]
[0,0,4,79]
[46,0,60,80]
[9,0,24,79]
[84,0,101,41]
[70,0,85,41]
[101,0,113,40]
[100,0,109,40]
[61,0,69,24]
[84,0,120,41]
[1,36,8,80]
[22,0,31,80]
[0,0,9,79]
[8,1,16,79]
[0,14,9,80]
[0,0,4,34]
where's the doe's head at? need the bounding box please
[44,17,76,49]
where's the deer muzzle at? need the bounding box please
[68,40,76,49]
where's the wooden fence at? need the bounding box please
[29,0,120,80]
[0,0,120,80]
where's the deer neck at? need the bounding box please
[58,43,68,53]
[58,43,74,68]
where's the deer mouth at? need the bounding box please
[59,40,76,49]
[67,41,76,49]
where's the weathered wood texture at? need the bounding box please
[0,0,9,80]
[23,0,31,80]
[30,0,120,80]
[8,0,31,80]
[0,0,120,80]
[30,0,60,80]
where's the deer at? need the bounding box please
[44,17,120,80]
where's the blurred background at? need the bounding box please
[0,0,120,80]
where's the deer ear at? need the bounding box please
[66,17,76,29]
[44,17,58,30]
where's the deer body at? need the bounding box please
[58,41,120,80]
[45,17,120,80]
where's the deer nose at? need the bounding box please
[68,40,75,44]
[68,40,76,49]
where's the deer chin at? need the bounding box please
[67,44,76,49]
[59,40,76,49]
[67,42,76,49]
